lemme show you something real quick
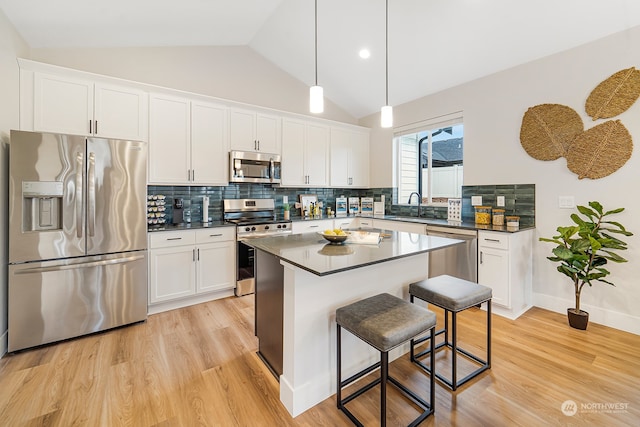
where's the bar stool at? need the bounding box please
[409,275,492,391]
[336,293,437,426]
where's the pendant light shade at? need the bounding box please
[310,0,324,113]
[310,85,324,113]
[381,0,393,128]
[381,105,393,128]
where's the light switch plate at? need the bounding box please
[471,196,482,206]
[496,196,505,207]
[559,196,575,208]
[283,195,288,204]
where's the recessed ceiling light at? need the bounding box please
[359,49,371,59]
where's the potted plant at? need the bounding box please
[283,203,290,220]
[539,201,632,329]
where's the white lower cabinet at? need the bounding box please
[477,229,533,319]
[291,219,335,234]
[148,227,236,313]
[372,219,426,234]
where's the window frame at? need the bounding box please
[394,112,463,207]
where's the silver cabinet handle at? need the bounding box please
[193,248,196,262]
[89,120,92,134]
[309,225,319,228]
[95,120,98,134]
[484,238,501,243]
[75,152,84,238]
[210,233,223,237]
[192,169,195,181]
[197,248,200,261]
[480,251,483,264]
[166,237,182,241]
[88,152,96,237]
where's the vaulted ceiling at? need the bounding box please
[2,0,640,119]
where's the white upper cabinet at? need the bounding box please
[30,71,147,141]
[229,108,281,154]
[149,94,228,186]
[281,118,329,187]
[191,101,228,185]
[330,127,370,187]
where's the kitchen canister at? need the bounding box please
[506,215,520,227]
[474,206,492,225]
[492,209,505,226]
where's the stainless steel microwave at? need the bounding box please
[230,150,281,184]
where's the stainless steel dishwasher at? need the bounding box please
[426,225,478,283]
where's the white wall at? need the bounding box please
[0,9,30,355]
[362,25,640,334]
[30,46,356,124]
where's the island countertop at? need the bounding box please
[247,230,463,276]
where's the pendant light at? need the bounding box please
[309,0,324,113]
[380,0,393,128]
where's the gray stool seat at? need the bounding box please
[409,275,492,391]
[336,293,437,426]
[409,275,492,312]
[336,293,436,352]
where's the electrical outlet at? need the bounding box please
[496,196,505,207]
[559,196,575,209]
[471,196,482,206]
[283,195,288,204]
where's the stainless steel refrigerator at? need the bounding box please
[8,130,148,352]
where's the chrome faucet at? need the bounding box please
[408,192,422,217]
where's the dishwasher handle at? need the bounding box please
[427,230,477,241]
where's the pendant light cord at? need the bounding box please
[385,0,389,106]
[315,0,318,86]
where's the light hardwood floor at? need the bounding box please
[1,295,638,426]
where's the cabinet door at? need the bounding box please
[305,123,329,186]
[329,128,350,187]
[33,72,93,135]
[94,83,148,141]
[350,130,370,187]
[196,242,236,293]
[478,247,510,308]
[229,108,257,152]
[148,94,191,184]
[191,101,228,185]
[255,113,281,153]
[149,246,196,303]
[281,119,306,185]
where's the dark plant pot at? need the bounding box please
[567,308,589,330]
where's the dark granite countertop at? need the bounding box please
[246,230,464,276]
[147,221,234,232]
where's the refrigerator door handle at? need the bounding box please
[75,152,84,238]
[13,254,146,274]
[88,152,96,237]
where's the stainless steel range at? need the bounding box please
[224,198,291,296]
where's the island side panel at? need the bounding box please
[255,249,285,378]
[279,253,430,417]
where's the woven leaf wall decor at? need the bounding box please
[585,67,640,120]
[565,120,633,179]
[520,104,584,160]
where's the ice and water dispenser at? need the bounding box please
[22,181,63,231]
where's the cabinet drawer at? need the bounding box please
[149,230,196,249]
[358,218,374,228]
[195,227,235,243]
[334,218,357,229]
[292,219,334,234]
[478,231,509,250]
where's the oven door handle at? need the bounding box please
[269,158,275,182]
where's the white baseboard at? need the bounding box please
[533,293,640,335]
[0,329,7,358]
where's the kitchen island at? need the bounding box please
[248,230,463,417]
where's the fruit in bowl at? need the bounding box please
[319,229,349,244]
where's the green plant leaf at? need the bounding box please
[552,246,574,260]
[601,250,628,262]
[603,207,624,216]
[588,201,604,215]
[570,213,586,227]
[577,205,597,218]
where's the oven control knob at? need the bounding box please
[265,225,269,230]
[251,226,256,231]
[282,224,288,228]
[245,227,251,232]
[276,224,281,229]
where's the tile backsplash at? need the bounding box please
[148,183,535,225]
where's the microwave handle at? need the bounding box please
[270,158,275,181]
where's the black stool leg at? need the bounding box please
[429,326,435,412]
[487,300,492,367]
[337,324,341,409]
[381,351,388,427]
[451,310,457,391]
